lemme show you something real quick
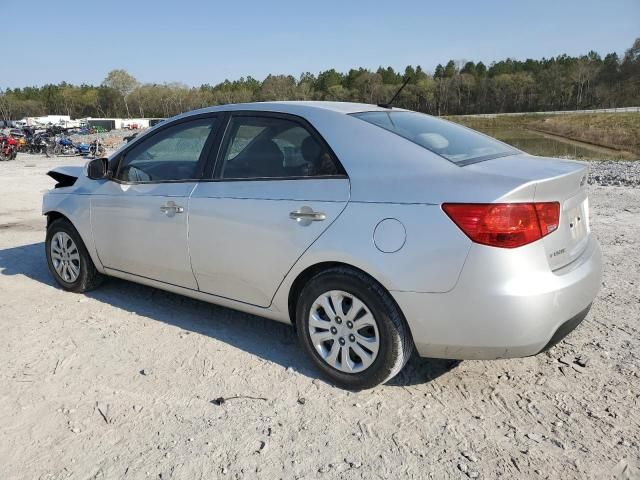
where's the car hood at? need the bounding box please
[47,165,84,189]
[48,165,84,179]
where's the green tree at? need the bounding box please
[404,65,416,82]
[443,60,457,78]
[259,75,296,101]
[376,66,402,84]
[315,69,343,94]
[103,69,139,118]
[461,61,476,76]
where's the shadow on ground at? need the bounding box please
[0,242,460,387]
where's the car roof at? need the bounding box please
[178,101,405,118]
[253,101,402,114]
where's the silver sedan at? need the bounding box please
[43,102,602,389]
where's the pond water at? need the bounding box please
[478,128,633,161]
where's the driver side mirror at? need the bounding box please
[87,157,110,180]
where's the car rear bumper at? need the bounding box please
[392,235,602,360]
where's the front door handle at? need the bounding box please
[290,206,326,225]
[160,201,184,216]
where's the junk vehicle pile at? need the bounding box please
[0,124,144,161]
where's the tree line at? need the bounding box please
[1,38,638,122]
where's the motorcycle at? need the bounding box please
[76,142,91,156]
[53,135,83,156]
[25,132,54,156]
[0,135,18,161]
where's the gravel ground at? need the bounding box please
[588,161,640,188]
[0,154,639,479]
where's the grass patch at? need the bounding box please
[448,113,640,156]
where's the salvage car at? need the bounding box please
[43,102,602,389]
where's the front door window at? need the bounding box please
[116,118,217,182]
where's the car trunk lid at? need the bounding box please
[467,154,590,270]
[532,159,590,270]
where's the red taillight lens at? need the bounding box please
[534,202,560,235]
[442,202,560,248]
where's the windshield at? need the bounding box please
[352,111,519,165]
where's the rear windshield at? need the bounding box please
[352,111,518,165]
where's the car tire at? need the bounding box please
[46,218,104,293]
[296,266,413,390]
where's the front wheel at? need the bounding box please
[46,218,104,292]
[296,267,413,390]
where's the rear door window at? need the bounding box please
[219,116,343,179]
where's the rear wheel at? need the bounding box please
[46,218,104,293]
[296,267,413,390]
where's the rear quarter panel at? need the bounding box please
[272,201,472,314]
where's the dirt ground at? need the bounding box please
[1,153,639,480]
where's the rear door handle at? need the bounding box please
[290,206,326,225]
[160,201,184,215]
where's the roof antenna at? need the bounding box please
[378,75,411,109]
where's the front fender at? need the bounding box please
[43,192,104,273]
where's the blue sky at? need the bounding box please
[4,0,638,88]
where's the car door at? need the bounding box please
[91,115,220,289]
[189,112,350,307]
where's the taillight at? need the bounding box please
[442,202,560,248]
[534,202,560,235]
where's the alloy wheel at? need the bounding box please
[50,232,81,283]
[308,290,380,373]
